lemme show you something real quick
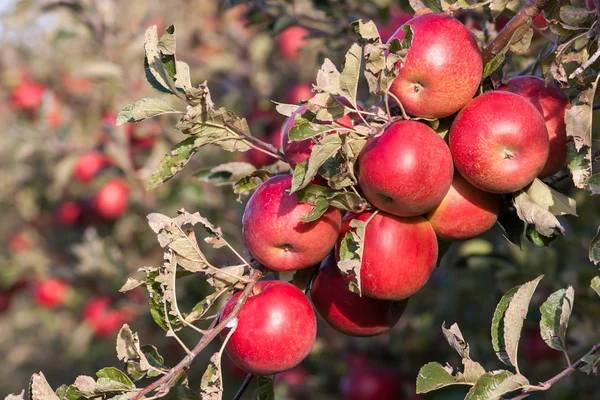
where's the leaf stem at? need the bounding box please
[224,122,287,161]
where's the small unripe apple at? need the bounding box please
[93,178,129,219]
[387,13,482,118]
[358,120,453,217]
[426,174,501,241]
[220,280,317,375]
[286,84,313,104]
[33,278,68,309]
[336,211,438,300]
[83,297,126,338]
[497,76,570,178]
[340,366,402,400]
[449,91,549,193]
[278,26,309,60]
[11,81,45,110]
[310,255,407,336]
[242,175,341,272]
[56,201,82,226]
[74,151,111,183]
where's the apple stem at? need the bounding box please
[130,268,264,400]
[232,373,255,400]
[482,0,549,65]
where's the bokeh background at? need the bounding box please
[0,0,599,399]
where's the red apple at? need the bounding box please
[340,366,402,400]
[278,26,309,60]
[33,278,68,309]
[274,365,309,388]
[310,255,407,336]
[8,232,31,253]
[220,280,317,375]
[522,329,561,362]
[379,9,414,42]
[242,175,341,272]
[358,120,453,217]
[62,74,93,96]
[496,13,546,31]
[83,297,126,338]
[56,201,82,226]
[286,84,313,104]
[93,178,129,219]
[336,211,438,300]
[387,13,482,118]
[11,81,45,110]
[0,292,12,313]
[244,128,282,167]
[534,13,546,28]
[449,91,550,193]
[426,174,501,241]
[587,0,595,10]
[497,76,570,178]
[74,151,111,183]
[281,100,358,168]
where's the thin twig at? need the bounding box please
[224,122,286,161]
[131,268,264,400]
[232,373,255,400]
[386,90,409,120]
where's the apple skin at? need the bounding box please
[11,82,45,110]
[387,13,482,118]
[93,178,129,219]
[587,0,595,10]
[340,366,402,400]
[286,84,313,104]
[56,200,82,226]
[278,26,309,60]
[220,280,317,375]
[522,329,561,362]
[358,120,453,217]
[336,211,438,300]
[449,91,549,193]
[74,152,111,183]
[310,255,408,336]
[281,101,357,168]
[243,175,341,271]
[244,128,282,167]
[32,278,68,309]
[497,76,570,178]
[379,10,414,42]
[426,174,501,241]
[83,297,126,338]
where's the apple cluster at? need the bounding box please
[218,12,569,379]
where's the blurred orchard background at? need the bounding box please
[0,0,599,399]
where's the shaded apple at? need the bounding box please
[336,211,438,300]
[274,365,309,389]
[340,366,401,400]
[310,255,407,336]
[286,83,313,104]
[83,297,126,338]
[387,13,482,118]
[426,174,501,241]
[0,292,12,313]
[244,128,282,167]
[379,9,414,42]
[74,151,111,183]
[93,178,129,219]
[358,120,453,217]
[220,280,316,375]
[56,200,82,226]
[497,76,570,178]
[33,278,68,309]
[449,91,549,193]
[278,26,309,60]
[242,175,341,272]
[522,328,561,362]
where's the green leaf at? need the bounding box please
[252,376,275,400]
[194,162,257,186]
[526,224,558,247]
[147,136,199,190]
[579,347,600,374]
[590,227,600,264]
[300,197,330,223]
[490,0,512,19]
[457,359,486,384]
[233,169,274,195]
[539,286,574,352]
[144,26,176,95]
[416,362,457,394]
[442,322,470,359]
[513,191,564,237]
[592,276,600,297]
[95,368,135,391]
[339,43,362,108]
[29,373,59,400]
[491,276,544,370]
[525,179,577,216]
[337,218,368,295]
[290,134,344,192]
[584,174,600,195]
[465,371,528,400]
[185,290,223,324]
[117,98,178,125]
[560,6,595,25]
[200,352,223,400]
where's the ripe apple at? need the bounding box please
[286,84,313,104]
[449,91,549,193]
[244,128,282,167]
[74,151,111,183]
[8,232,31,253]
[33,278,68,309]
[336,211,438,300]
[220,280,317,375]
[497,76,570,178]
[340,366,401,400]
[0,292,12,313]
[56,201,82,226]
[310,255,407,336]
[379,9,414,42]
[242,175,341,271]
[93,178,129,219]
[11,81,45,110]
[83,297,126,338]
[278,26,309,60]
[522,329,561,362]
[274,365,309,388]
[426,174,501,241]
[358,120,453,217]
[587,0,595,10]
[281,100,358,168]
[387,13,482,118]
